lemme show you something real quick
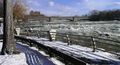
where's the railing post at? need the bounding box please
[91,37,96,52]
[66,34,70,45]
[28,39,32,47]
[49,30,57,41]
[47,31,52,41]
[37,31,40,38]
[48,17,51,22]
[73,17,75,21]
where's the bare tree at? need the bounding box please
[13,0,27,24]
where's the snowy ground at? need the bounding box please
[0,42,28,65]
[0,53,28,65]
[25,36,120,64]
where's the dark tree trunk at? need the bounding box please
[1,0,16,55]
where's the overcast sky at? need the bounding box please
[19,0,120,16]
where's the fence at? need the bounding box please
[15,36,87,65]
[55,33,120,56]
[20,30,120,56]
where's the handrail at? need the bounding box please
[55,33,120,56]
[15,36,87,65]
[15,35,120,64]
[20,30,120,56]
[0,34,119,64]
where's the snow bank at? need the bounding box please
[94,51,119,61]
[50,58,65,65]
[69,45,92,51]
[0,53,28,65]
[26,36,49,41]
[0,42,28,65]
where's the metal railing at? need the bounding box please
[15,33,120,65]
[15,36,87,65]
[20,30,120,56]
[55,33,120,56]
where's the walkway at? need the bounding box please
[16,43,55,65]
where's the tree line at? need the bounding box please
[88,9,120,21]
